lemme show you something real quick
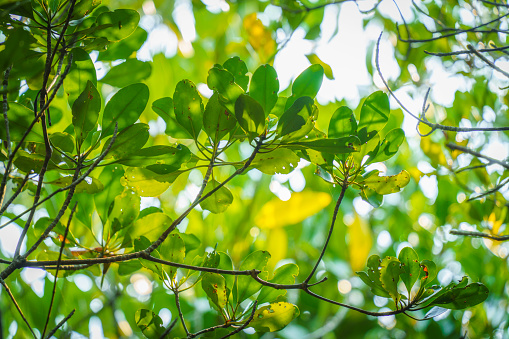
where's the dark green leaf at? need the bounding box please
[328,106,357,138]
[398,247,420,295]
[0,102,43,142]
[380,256,404,304]
[98,27,147,61]
[250,64,279,115]
[207,66,244,114]
[173,79,204,139]
[234,94,266,141]
[50,132,74,153]
[72,80,101,144]
[159,232,185,279]
[203,93,236,142]
[102,83,149,138]
[428,282,489,310]
[277,97,317,140]
[285,64,324,109]
[223,56,249,91]
[95,165,125,223]
[281,136,360,154]
[376,128,405,162]
[358,91,390,143]
[108,189,140,231]
[115,145,190,173]
[93,9,140,42]
[65,48,97,108]
[47,175,104,194]
[102,123,150,160]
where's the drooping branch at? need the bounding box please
[446,143,509,171]
[450,230,509,241]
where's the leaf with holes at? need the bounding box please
[356,255,390,298]
[250,148,300,175]
[250,302,300,332]
[360,170,410,195]
[258,264,299,304]
[380,256,404,305]
[158,232,185,280]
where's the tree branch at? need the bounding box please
[450,230,509,241]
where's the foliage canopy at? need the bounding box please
[0,0,508,338]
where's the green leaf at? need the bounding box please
[47,175,104,194]
[64,48,97,108]
[217,252,234,293]
[108,189,140,232]
[380,256,404,305]
[135,309,165,339]
[102,123,149,160]
[201,273,228,310]
[98,27,147,61]
[159,232,185,279]
[173,79,204,139]
[180,233,200,254]
[152,97,189,139]
[277,97,317,140]
[71,0,101,20]
[281,136,360,154]
[234,94,266,141]
[102,83,149,138]
[120,167,174,197]
[207,66,244,114]
[376,128,405,162]
[13,150,57,173]
[328,106,357,138]
[398,247,420,295]
[250,64,279,115]
[93,9,140,42]
[203,93,236,142]
[50,132,74,153]
[427,281,489,310]
[305,54,334,80]
[131,212,173,242]
[223,56,249,91]
[358,91,390,143]
[352,133,380,166]
[0,102,43,142]
[235,250,270,304]
[420,259,437,288]
[286,64,324,109]
[258,263,299,304]
[361,170,411,195]
[200,180,234,214]
[95,165,125,223]
[356,254,390,298]
[250,302,300,332]
[100,59,152,87]
[250,148,300,175]
[360,186,383,208]
[115,145,190,173]
[134,236,163,276]
[72,80,101,144]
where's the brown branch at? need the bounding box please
[305,179,348,283]
[43,309,75,339]
[220,301,258,339]
[159,318,178,339]
[375,33,509,134]
[174,289,190,336]
[450,230,509,241]
[0,66,12,208]
[446,143,509,170]
[0,172,31,215]
[42,202,77,338]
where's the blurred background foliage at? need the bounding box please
[1,0,508,338]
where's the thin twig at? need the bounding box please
[446,143,509,170]
[159,318,178,339]
[0,66,12,208]
[42,202,77,338]
[220,301,258,339]
[0,278,37,338]
[467,44,509,78]
[467,177,509,201]
[450,230,509,241]
[305,178,348,283]
[43,309,75,339]
[0,170,30,215]
[174,289,190,336]
[424,44,509,56]
[375,32,509,134]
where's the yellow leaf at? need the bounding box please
[265,228,288,269]
[348,213,373,271]
[243,13,276,62]
[420,137,447,167]
[255,191,332,229]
